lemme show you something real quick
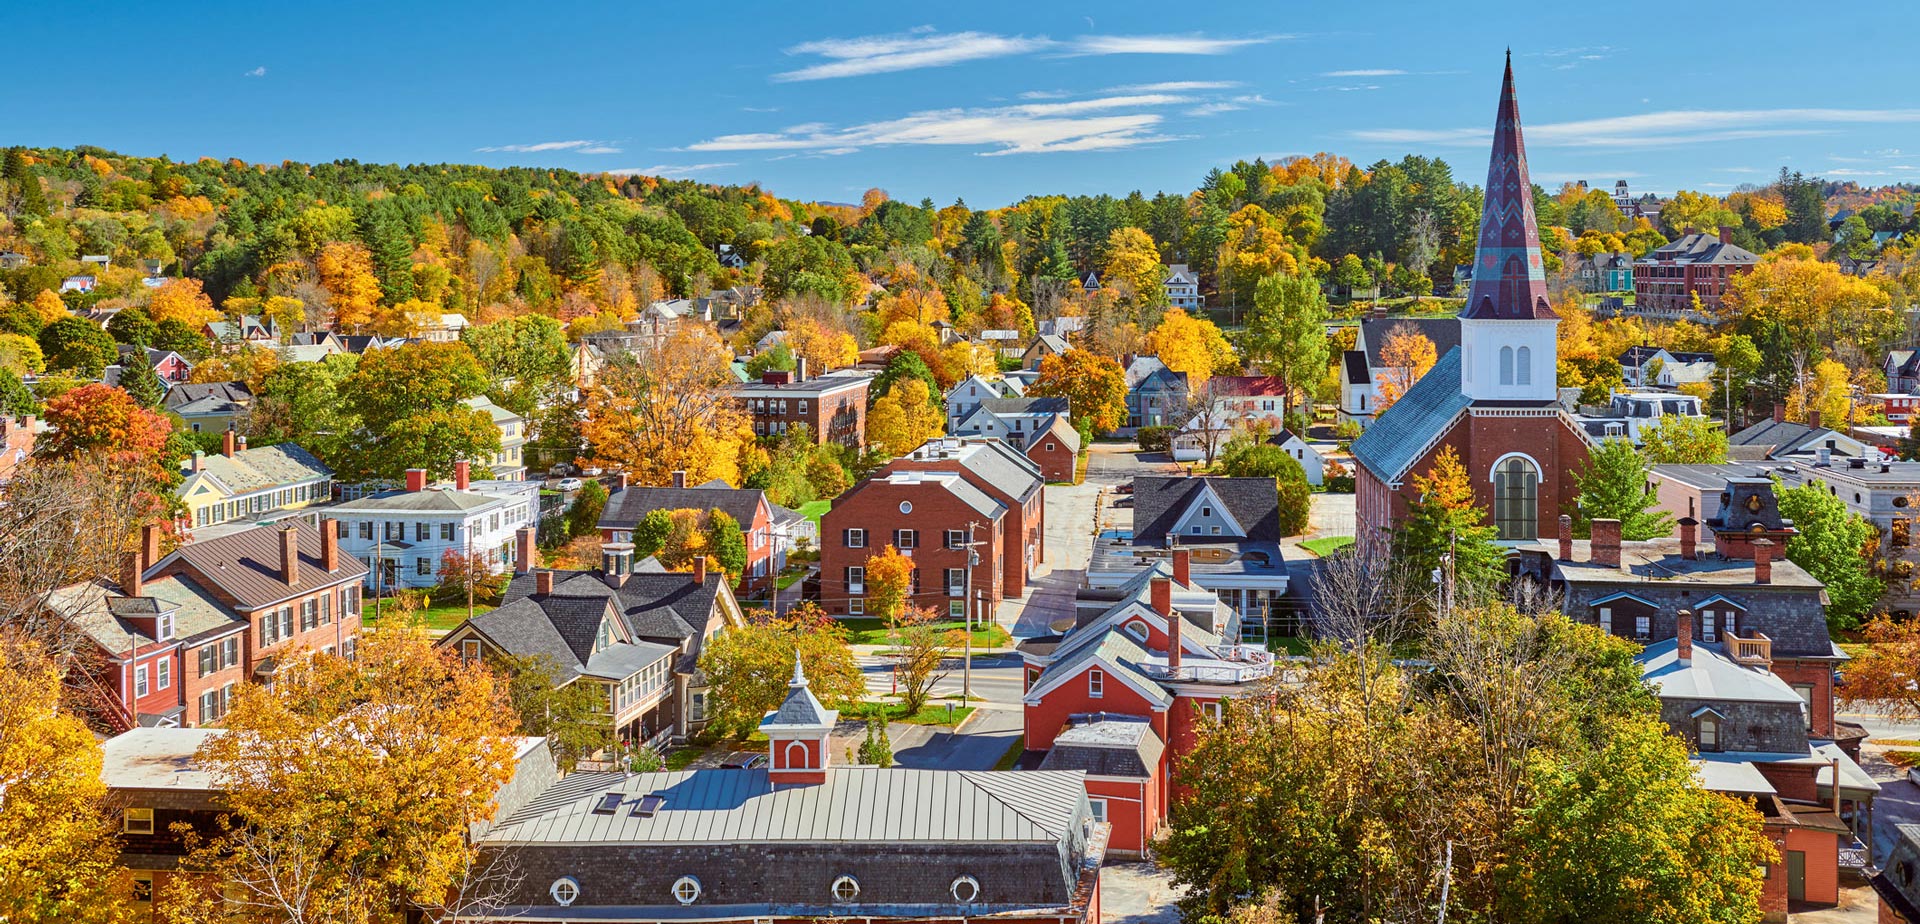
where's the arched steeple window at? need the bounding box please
[1498,347,1514,385]
[1516,346,1532,386]
[1493,456,1539,540]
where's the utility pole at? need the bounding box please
[374,534,384,622]
[962,520,982,703]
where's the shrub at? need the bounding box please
[1137,425,1173,453]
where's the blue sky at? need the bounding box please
[6,0,1920,207]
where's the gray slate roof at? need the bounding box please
[1642,231,1759,267]
[1349,346,1471,482]
[1726,420,1845,459]
[163,381,250,415]
[1038,718,1165,778]
[599,484,766,531]
[188,443,331,494]
[1131,475,1283,544]
[1359,316,1460,370]
[501,569,730,673]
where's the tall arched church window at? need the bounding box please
[1493,457,1539,540]
[1516,346,1532,386]
[1499,346,1514,385]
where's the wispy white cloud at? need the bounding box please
[775,30,1051,81]
[1322,68,1404,77]
[606,163,737,177]
[1020,90,1071,100]
[772,28,1280,81]
[687,95,1186,156]
[1106,80,1241,93]
[1351,108,1920,148]
[741,106,781,113]
[1186,94,1277,117]
[1532,170,1646,184]
[476,140,623,154]
[244,66,267,78]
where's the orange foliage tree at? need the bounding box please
[145,278,221,329]
[1375,325,1438,413]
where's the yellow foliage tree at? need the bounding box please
[1221,205,1301,303]
[786,317,860,372]
[940,340,999,382]
[1146,308,1238,389]
[864,544,917,625]
[0,631,128,924]
[582,325,747,486]
[27,289,67,325]
[868,378,945,456]
[1375,325,1438,412]
[1786,358,1855,427]
[876,282,950,330]
[145,278,221,329]
[1726,251,1895,383]
[372,299,444,338]
[1101,227,1169,311]
[315,241,385,333]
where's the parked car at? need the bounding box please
[556,477,584,493]
[581,466,604,476]
[719,752,765,770]
[547,462,578,477]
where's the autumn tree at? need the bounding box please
[494,652,613,770]
[1145,307,1237,389]
[1839,615,1920,721]
[696,604,864,738]
[1394,446,1503,596]
[708,508,748,581]
[1101,226,1169,315]
[144,277,220,329]
[867,378,944,456]
[460,314,571,423]
[582,325,747,486]
[864,544,916,626]
[1573,438,1672,540]
[38,383,176,482]
[1374,323,1437,412]
[342,341,499,481]
[1240,272,1328,407]
[1030,348,1128,435]
[168,631,520,924]
[0,630,127,924]
[1726,250,1894,386]
[315,241,386,332]
[1215,439,1312,536]
[891,605,958,715]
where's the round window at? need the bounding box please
[831,875,860,903]
[899,501,913,514]
[550,877,581,906]
[1897,496,1912,508]
[951,875,980,903]
[672,876,702,905]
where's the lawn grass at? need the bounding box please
[776,568,807,590]
[1888,750,1920,767]
[1267,636,1313,656]
[364,600,492,631]
[1298,536,1356,557]
[992,735,1026,771]
[854,700,975,726]
[663,747,704,771]
[798,500,831,529]
[835,616,1011,648]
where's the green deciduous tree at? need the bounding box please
[1393,446,1503,596]
[707,508,748,582]
[1573,438,1673,540]
[1240,272,1328,406]
[1775,481,1884,630]
[37,316,117,377]
[1215,439,1311,537]
[567,480,609,540]
[1639,414,1729,464]
[495,652,612,770]
[697,604,863,738]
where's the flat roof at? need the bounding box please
[100,728,222,790]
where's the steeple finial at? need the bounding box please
[790,656,808,688]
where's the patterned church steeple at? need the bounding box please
[1461,51,1557,321]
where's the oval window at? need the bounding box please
[672,876,702,905]
[900,501,913,514]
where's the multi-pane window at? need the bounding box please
[846,566,865,593]
[441,522,455,541]
[1492,457,1539,541]
[156,658,170,690]
[895,529,917,550]
[1088,669,1104,698]
[416,523,430,541]
[946,530,966,549]
[134,665,149,698]
[845,528,865,549]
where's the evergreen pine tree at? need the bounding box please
[117,356,166,409]
[3,148,48,218]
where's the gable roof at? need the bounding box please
[1726,419,1845,459]
[1348,346,1471,483]
[1642,231,1760,267]
[163,381,251,414]
[1038,718,1166,778]
[184,443,331,496]
[500,568,735,674]
[1029,334,1070,356]
[156,524,366,609]
[1358,316,1462,369]
[597,484,768,531]
[1131,475,1282,544]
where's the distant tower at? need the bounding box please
[1458,52,1560,404]
[761,658,838,785]
[1614,179,1633,212]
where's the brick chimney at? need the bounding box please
[693,556,707,585]
[1717,225,1733,245]
[1773,402,1785,424]
[1151,576,1172,619]
[795,356,808,382]
[671,470,687,488]
[1371,303,1388,321]
[1557,514,1573,562]
[1676,608,1693,663]
[279,525,300,588]
[121,550,144,598]
[1590,519,1622,568]
[1752,538,1774,584]
[515,526,536,574]
[1678,516,1698,561]
[321,519,341,572]
[142,524,161,570]
[616,471,629,492]
[405,468,428,492]
[1807,409,1821,430]
[1168,602,1183,672]
[191,449,204,473]
[536,570,555,595]
[222,426,237,457]
[1172,548,1191,586]
[455,460,471,491]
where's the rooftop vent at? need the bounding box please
[591,792,623,815]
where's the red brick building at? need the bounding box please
[48,521,367,731]
[1019,552,1273,857]
[881,438,1046,598]
[1350,56,1590,554]
[1631,228,1759,318]
[732,368,869,448]
[820,468,1009,621]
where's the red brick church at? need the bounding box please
[1352,54,1591,552]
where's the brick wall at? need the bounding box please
[820,481,1006,617]
[1023,669,1165,752]
[1026,438,1076,484]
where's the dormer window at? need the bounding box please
[1695,714,1722,752]
[831,876,860,903]
[157,612,174,640]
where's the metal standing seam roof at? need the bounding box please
[161,525,368,609]
[1635,638,1806,704]
[480,768,1089,846]
[1348,346,1471,482]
